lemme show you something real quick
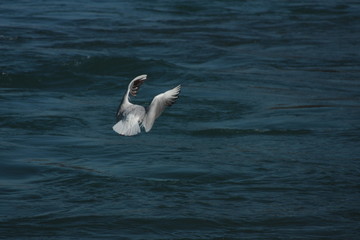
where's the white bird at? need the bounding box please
[113,74,181,136]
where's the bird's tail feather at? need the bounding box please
[112,115,141,136]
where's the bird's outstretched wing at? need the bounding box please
[128,74,147,96]
[142,85,181,132]
[116,74,147,121]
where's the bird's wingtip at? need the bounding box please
[133,74,147,81]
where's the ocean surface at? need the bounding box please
[1,0,360,239]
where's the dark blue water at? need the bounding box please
[1,1,360,239]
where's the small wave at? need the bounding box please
[190,128,311,137]
[1,115,87,132]
[37,215,221,232]
[29,159,101,175]
[0,34,24,42]
[64,55,179,77]
[0,162,40,180]
[0,55,180,91]
[270,104,336,110]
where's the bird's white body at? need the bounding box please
[113,75,181,136]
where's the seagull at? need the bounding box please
[113,74,181,136]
